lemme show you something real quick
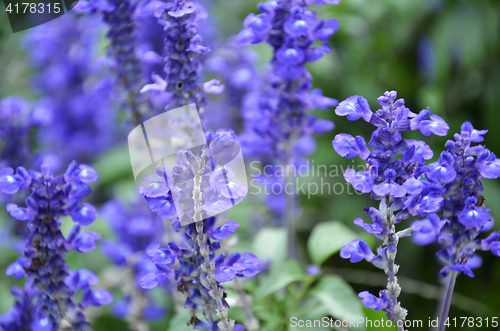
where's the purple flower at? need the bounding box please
[82,288,113,307]
[139,174,170,198]
[276,42,306,65]
[457,197,490,228]
[353,217,389,239]
[145,196,177,219]
[212,220,240,240]
[340,239,375,263]
[139,272,165,289]
[77,164,99,183]
[6,203,30,221]
[306,264,320,276]
[236,252,261,278]
[6,262,25,279]
[0,168,22,194]
[332,134,369,159]
[479,158,500,179]
[407,193,444,217]
[343,168,374,193]
[65,270,99,289]
[313,119,335,134]
[418,114,449,136]
[71,202,98,226]
[427,151,457,183]
[138,134,260,328]
[335,95,372,122]
[314,18,340,41]
[73,231,101,253]
[490,242,500,256]
[404,140,433,163]
[448,264,475,278]
[461,121,488,142]
[359,290,393,313]
[214,252,260,282]
[411,213,445,245]
[372,169,406,198]
[244,13,272,38]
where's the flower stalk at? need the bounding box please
[384,197,407,331]
[437,271,457,331]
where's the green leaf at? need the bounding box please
[254,260,306,300]
[167,309,192,331]
[310,275,365,331]
[252,227,287,266]
[307,221,358,265]
[292,297,336,330]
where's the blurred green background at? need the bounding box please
[1,0,500,330]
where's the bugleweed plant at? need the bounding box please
[334,92,500,330]
[0,162,112,330]
[334,91,449,329]
[0,1,499,331]
[411,122,500,331]
[237,0,339,259]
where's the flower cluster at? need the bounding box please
[0,285,38,331]
[138,129,259,330]
[334,91,449,327]
[25,13,118,166]
[236,0,339,162]
[411,122,500,277]
[140,216,259,330]
[0,162,111,331]
[77,0,150,125]
[141,0,223,112]
[0,97,36,170]
[204,44,259,131]
[0,97,40,253]
[100,198,166,326]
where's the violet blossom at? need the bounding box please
[0,162,111,330]
[24,13,118,167]
[235,0,340,259]
[409,122,500,330]
[334,91,449,329]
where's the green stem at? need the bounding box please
[285,148,295,260]
[438,271,457,331]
